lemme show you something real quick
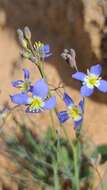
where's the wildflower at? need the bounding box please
[34,41,52,59]
[72,64,107,96]
[61,48,77,70]
[10,79,56,113]
[12,69,32,93]
[58,93,83,128]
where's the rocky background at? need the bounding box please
[0,0,107,189]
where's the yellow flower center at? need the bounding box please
[20,82,30,91]
[68,105,82,121]
[35,41,44,48]
[34,41,44,58]
[84,70,101,88]
[19,81,30,91]
[29,96,44,112]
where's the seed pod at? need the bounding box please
[24,26,31,40]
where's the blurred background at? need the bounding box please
[0,0,107,188]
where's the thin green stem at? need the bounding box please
[61,124,80,190]
[73,142,80,190]
[53,161,60,190]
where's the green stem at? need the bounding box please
[53,162,60,190]
[62,125,80,190]
[73,142,80,190]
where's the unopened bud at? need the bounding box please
[17,29,23,39]
[61,48,78,70]
[24,26,31,40]
[17,28,27,49]
[21,50,30,58]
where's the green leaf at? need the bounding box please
[97,144,107,163]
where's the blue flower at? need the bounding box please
[72,64,107,96]
[12,69,32,92]
[34,42,52,59]
[57,93,84,128]
[10,79,56,113]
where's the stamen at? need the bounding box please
[68,105,82,121]
[29,96,44,112]
[84,72,101,88]
[18,81,31,91]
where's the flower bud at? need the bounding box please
[24,26,31,40]
[17,29,23,39]
[61,48,78,70]
[21,50,30,58]
[17,28,27,49]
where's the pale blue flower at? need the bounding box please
[72,64,107,96]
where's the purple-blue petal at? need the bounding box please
[43,53,52,58]
[79,98,84,112]
[44,96,56,110]
[10,93,29,105]
[32,79,48,99]
[80,85,94,96]
[63,93,74,107]
[57,111,69,123]
[97,79,107,92]
[29,85,33,92]
[23,68,30,79]
[42,44,50,54]
[90,64,102,76]
[74,118,83,129]
[12,80,24,88]
[72,72,86,81]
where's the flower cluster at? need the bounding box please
[10,28,107,129]
[57,58,107,128]
[17,27,51,64]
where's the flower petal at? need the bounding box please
[57,111,69,123]
[90,64,102,76]
[10,93,29,105]
[32,79,48,99]
[12,80,24,88]
[79,98,84,112]
[43,44,50,54]
[44,96,56,110]
[63,93,74,106]
[72,72,86,81]
[23,68,30,79]
[97,79,107,92]
[74,118,83,129]
[80,85,94,96]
